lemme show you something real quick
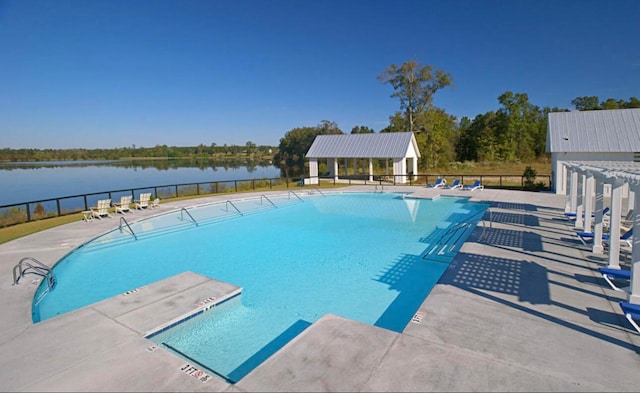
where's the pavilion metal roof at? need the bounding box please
[547,108,640,153]
[306,132,420,158]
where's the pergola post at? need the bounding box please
[568,169,578,215]
[575,174,585,228]
[607,178,625,269]
[628,183,640,304]
[583,173,595,231]
[592,175,606,254]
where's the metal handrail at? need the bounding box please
[260,195,277,208]
[313,188,325,196]
[180,207,199,226]
[13,257,56,290]
[119,217,138,240]
[423,207,491,259]
[226,200,243,216]
[288,190,303,202]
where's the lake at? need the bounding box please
[0,160,281,206]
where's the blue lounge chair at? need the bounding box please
[619,302,640,334]
[598,267,631,292]
[445,179,461,190]
[427,178,446,188]
[462,180,483,191]
[576,227,633,247]
[564,207,610,220]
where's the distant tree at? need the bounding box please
[245,141,256,155]
[351,125,375,134]
[275,120,343,179]
[378,59,452,132]
[626,97,640,108]
[571,96,600,111]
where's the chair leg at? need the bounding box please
[602,274,630,292]
[625,313,640,334]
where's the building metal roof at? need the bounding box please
[546,108,640,153]
[306,132,420,158]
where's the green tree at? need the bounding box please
[378,60,452,132]
[351,125,375,134]
[274,121,343,179]
[571,96,600,110]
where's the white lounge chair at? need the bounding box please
[91,199,112,220]
[150,197,160,208]
[463,180,484,191]
[135,193,152,210]
[427,178,446,188]
[113,195,133,214]
[445,179,461,190]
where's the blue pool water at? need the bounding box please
[33,192,487,382]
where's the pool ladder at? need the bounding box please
[13,257,56,304]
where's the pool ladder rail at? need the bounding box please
[12,257,56,304]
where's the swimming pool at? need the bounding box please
[33,192,487,382]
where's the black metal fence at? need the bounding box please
[0,173,551,227]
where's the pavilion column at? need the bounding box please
[607,179,625,269]
[592,176,606,254]
[393,158,406,184]
[575,173,585,228]
[343,158,348,177]
[308,158,318,184]
[628,184,640,303]
[331,158,338,181]
[412,157,418,180]
[368,158,373,181]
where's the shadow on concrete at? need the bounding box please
[228,319,312,383]
[374,253,446,332]
[440,253,550,304]
[586,307,639,348]
[440,252,638,351]
[489,211,540,227]
[488,201,538,211]
[478,227,544,253]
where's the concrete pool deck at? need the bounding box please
[1,186,639,391]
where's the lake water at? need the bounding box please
[0,160,281,206]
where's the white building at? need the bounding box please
[546,108,640,194]
[305,132,420,184]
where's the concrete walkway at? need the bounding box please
[1,187,639,392]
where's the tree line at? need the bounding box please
[275,59,640,177]
[0,142,276,162]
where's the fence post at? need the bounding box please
[25,203,31,222]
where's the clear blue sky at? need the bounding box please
[1,0,638,149]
